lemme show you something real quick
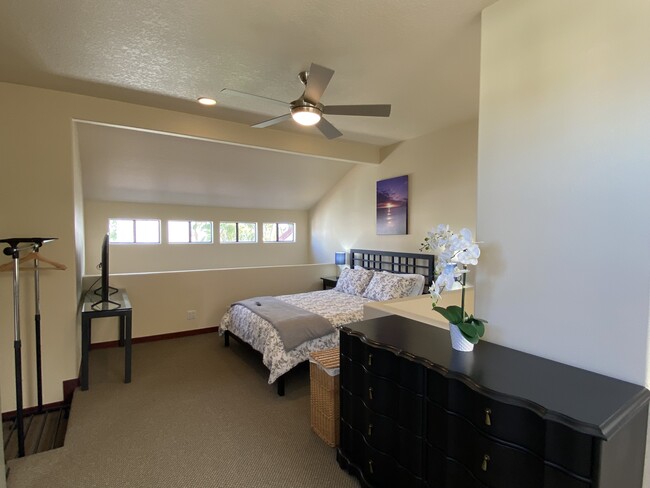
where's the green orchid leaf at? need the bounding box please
[475,322,485,337]
[457,322,477,338]
[433,306,464,324]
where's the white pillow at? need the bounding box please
[334,267,374,296]
[362,272,419,301]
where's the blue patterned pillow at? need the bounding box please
[334,267,374,295]
[362,272,416,301]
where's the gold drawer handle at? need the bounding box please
[368,387,373,400]
[485,408,492,426]
[368,353,373,366]
[482,454,490,472]
[368,423,373,436]
[368,459,374,474]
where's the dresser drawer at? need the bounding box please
[341,334,424,393]
[340,422,426,488]
[426,445,488,488]
[341,389,425,476]
[427,373,593,478]
[341,356,424,434]
[427,403,592,488]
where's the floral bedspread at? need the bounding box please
[219,289,373,383]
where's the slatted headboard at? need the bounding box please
[349,249,435,289]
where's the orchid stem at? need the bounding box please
[460,265,467,321]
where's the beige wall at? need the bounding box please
[84,201,311,273]
[479,0,650,385]
[479,1,650,484]
[310,120,478,263]
[0,81,376,413]
[81,264,334,344]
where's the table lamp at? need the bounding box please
[335,252,346,277]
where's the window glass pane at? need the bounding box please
[278,223,295,242]
[238,223,257,242]
[191,221,213,243]
[135,220,160,243]
[109,219,134,243]
[220,222,236,243]
[168,221,190,243]
[263,223,277,242]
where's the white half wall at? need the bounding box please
[478,0,650,385]
[81,263,334,344]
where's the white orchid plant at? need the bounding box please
[420,224,487,344]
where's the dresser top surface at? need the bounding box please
[341,315,650,438]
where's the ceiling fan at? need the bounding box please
[221,63,391,140]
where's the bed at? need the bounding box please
[219,249,434,395]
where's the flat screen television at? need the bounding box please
[92,233,119,310]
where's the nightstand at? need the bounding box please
[320,276,338,290]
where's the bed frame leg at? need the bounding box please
[224,330,230,347]
[277,376,285,396]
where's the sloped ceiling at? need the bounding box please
[0,0,497,209]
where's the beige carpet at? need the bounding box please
[6,334,359,488]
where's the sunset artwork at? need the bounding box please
[376,175,408,235]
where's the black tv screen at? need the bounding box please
[92,233,118,309]
[100,232,110,302]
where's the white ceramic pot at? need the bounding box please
[449,323,474,352]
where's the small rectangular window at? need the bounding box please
[109,219,160,244]
[263,223,295,243]
[168,221,213,244]
[219,222,257,243]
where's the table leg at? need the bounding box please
[119,314,125,347]
[81,317,90,390]
[124,311,132,384]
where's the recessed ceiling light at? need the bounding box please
[197,97,217,106]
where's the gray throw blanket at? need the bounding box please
[233,296,333,352]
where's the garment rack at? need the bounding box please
[0,237,60,458]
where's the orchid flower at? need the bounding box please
[421,224,486,342]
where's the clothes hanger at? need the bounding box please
[0,251,67,271]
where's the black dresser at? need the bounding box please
[337,315,649,488]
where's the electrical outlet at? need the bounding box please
[187,310,197,320]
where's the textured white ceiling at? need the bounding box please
[0,0,497,208]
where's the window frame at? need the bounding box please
[219,221,258,244]
[167,220,214,244]
[108,218,161,244]
[262,222,296,243]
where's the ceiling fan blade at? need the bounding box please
[304,63,335,104]
[324,104,392,117]
[252,113,292,128]
[316,117,343,140]
[220,88,290,108]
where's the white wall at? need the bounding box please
[480,3,650,483]
[84,200,310,273]
[478,0,650,385]
[310,120,478,264]
[479,1,650,481]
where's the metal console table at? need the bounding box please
[80,289,132,390]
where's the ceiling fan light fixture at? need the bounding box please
[291,106,321,126]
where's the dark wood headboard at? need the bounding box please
[349,249,435,287]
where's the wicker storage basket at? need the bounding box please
[309,347,340,447]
